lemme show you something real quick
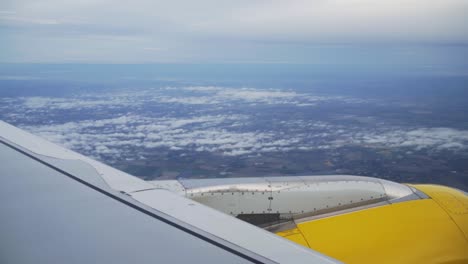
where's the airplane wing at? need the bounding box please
[2,120,467,263]
[0,120,339,264]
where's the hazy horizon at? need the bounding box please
[2,0,468,63]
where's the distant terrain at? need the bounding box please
[1,63,467,190]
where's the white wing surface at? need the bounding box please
[0,120,339,264]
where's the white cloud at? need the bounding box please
[20,96,135,110]
[156,96,218,105]
[177,86,360,106]
[352,127,468,151]
[20,111,312,160]
[20,112,468,162]
[0,75,40,80]
[7,87,468,160]
[143,47,163,51]
[5,86,365,113]
[0,14,61,25]
[217,89,297,102]
[158,87,302,105]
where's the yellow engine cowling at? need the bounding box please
[277,184,468,264]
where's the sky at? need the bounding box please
[1,0,468,63]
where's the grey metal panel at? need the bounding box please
[0,142,256,264]
[147,179,186,194]
[179,177,268,189]
[409,186,430,199]
[40,155,110,189]
[191,189,272,215]
[387,193,422,204]
[264,176,304,183]
[296,175,383,183]
[175,175,429,227]
[270,180,387,215]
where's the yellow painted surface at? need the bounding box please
[413,185,468,241]
[276,228,310,248]
[277,185,468,264]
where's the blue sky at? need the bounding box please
[1,0,467,63]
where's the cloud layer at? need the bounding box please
[2,86,467,161]
[21,113,468,161]
[0,86,361,114]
